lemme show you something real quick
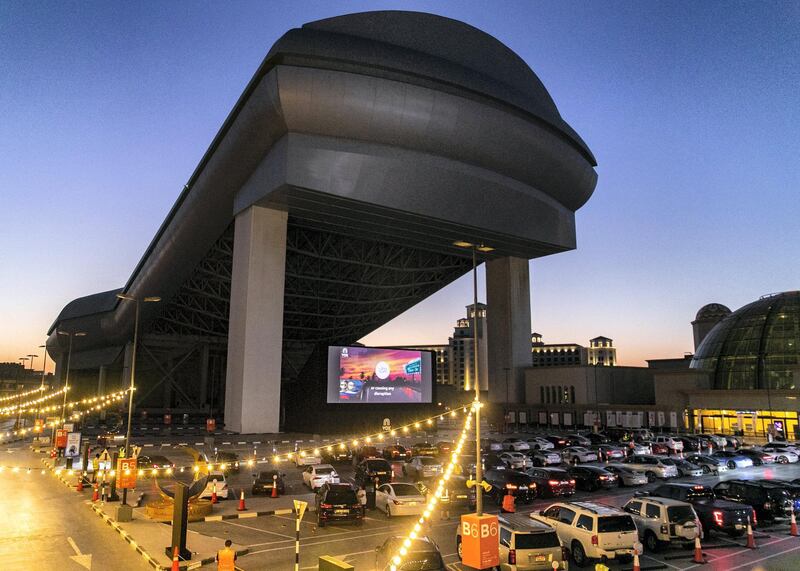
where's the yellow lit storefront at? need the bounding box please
[693,408,799,439]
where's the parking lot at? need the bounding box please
[111,431,800,570]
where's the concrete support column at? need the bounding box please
[163,358,173,410]
[53,355,64,388]
[97,365,107,395]
[486,256,532,404]
[224,205,287,433]
[199,343,209,411]
[121,342,133,392]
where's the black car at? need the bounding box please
[543,435,569,449]
[375,536,444,571]
[753,480,800,513]
[251,470,286,495]
[322,445,353,463]
[713,480,793,522]
[676,436,702,452]
[650,483,755,537]
[137,455,175,473]
[736,449,776,466]
[315,483,364,527]
[567,465,619,492]
[483,468,537,505]
[382,444,412,461]
[526,467,575,497]
[355,458,393,486]
[442,475,476,509]
[482,453,508,471]
[585,432,611,445]
[214,451,240,473]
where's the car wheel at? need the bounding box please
[457,537,463,560]
[702,465,710,474]
[385,505,392,518]
[645,530,660,552]
[645,471,657,483]
[779,456,789,464]
[571,540,588,567]
[727,461,736,470]
[572,457,579,466]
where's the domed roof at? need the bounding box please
[694,303,732,322]
[691,291,800,390]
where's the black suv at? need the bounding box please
[713,480,793,522]
[251,470,286,495]
[315,483,364,527]
[567,465,619,492]
[355,458,394,486]
[526,467,575,497]
[484,468,537,505]
[650,483,755,537]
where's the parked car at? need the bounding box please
[435,441,453,456]
[294,451,322,467]
[715,433,741,449]
[404,456,443,480]
[759,443,800,464]
[458,514,567,570]
[355,458,393,486]
[137,455,175,473]
[530,449,563,467]
[376,482,427,517]
[525,467,576,498]
[567,465,619,492]
[707,434,729,449]
[483,468,537,505]
[604,464,649,487]
[713,480,793,522]
[302,463,340,491]
[642,440,669,456]
[590,444,625,463]
[382,444,412,461]
[355,445,381,461]
[484,439,505,452]
[653,435,684,455]
[376,535,444,571]
[618,441,651,455]
[565,434,592,447]
[527,437,555,450]
[213,451,240,473]
[752,480,800,514]
[412,442,439,456]
[500,452,532,471]
[544,435,570,449]
[315,483,364,527]
[502,438,531,452]
[251,470,285,496]
[659,458,703,478]
[200,472,229,499]
[585,432,611,445]
[711,451,754,470]
[736,448,776,466]
[622,496,701,552]
[560,446,598,465]
[482,453,508,472]
[649,483,755,537]
[622,455,678,481]
[322,445,352,463]
[531,501,637,567]
[676,435,702,452]
[443,475,476,509]
[685,454,729,475]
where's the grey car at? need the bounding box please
[685,454,729,475]
[605,464,649,487]
[660,458,704,478]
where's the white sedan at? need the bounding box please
[376,482,427,517]
[502,438,531,452]
[200,472,230,499]
[499,452,532,470]
[527,437,555,451]
[302,464,340,490]
[561,446,598,465]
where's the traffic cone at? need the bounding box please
[271,475,279,498]
[237,489,246,511]
[746,516,757,549]
[76,477,84,492]
[91,483,99,502]
[633,550,641,571]
[211,481,218,504]
[791,511,798,537]
[170,546,180,571]
[693,534,704,563]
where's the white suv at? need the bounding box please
[531,501,637,567]
[653,436,684,454]
[622,497,701,552]
[623,455,678,481]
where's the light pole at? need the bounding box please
[116,293,160,506]
[35,346,48,436]
[503,367,511,433]
[57,331,86,424]
[27,354,38,370]
[453,240,494,515]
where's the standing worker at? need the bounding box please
[439,485,450,521]
[357,485,367,508]
[91,454,100,483]
[216,539,236,571]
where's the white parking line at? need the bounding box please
[726,542,800,570]
[220,520,295,540]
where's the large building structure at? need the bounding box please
[46,11,597,433]
[530,333,617,368]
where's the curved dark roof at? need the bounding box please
[48,288,122,335]
[694,303,732,322]
[691,291,800,390]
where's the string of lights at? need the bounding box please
[0,385,45,404]
[0,387,67,415]
[0,388,129,418]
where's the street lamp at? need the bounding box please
[116,292,160,506]
[35,345,48,434]
[453,240,494,516]
[26,354,38,370]
[57,331,87,426]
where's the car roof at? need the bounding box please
[572,465,610,473]
[555,501,625,516]
[314,463,335,469]
[635,496,692,507]
[500,514,554,532]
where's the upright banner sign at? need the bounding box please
[117,457,138,489]
[55,429,68,448]
[460,514,500,569]
[65,432,81,457]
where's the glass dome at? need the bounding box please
[691,291,800,390]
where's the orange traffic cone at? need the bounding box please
[271,475,279,498]
[211,481,218,504]
[237,489,246,511]
[76,475,84,492]
[170,546,180,571]
[791,511,798,537]
[746,516,757,549]
[633,550,641,571]
[91,483,99,502]
[501,491,516,513]
[693,534,704,564]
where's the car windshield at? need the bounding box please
[398,552,445,571]
[325,489,357,504]
[393,484,421,497]
[258,471,278,480]
[316,467,334,475]
[598,516,636,533]
[668,506,696,523]
[420,458,439,465]
[515,531,561,549]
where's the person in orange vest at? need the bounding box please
[501,490,516,513]
[216,539,236,571]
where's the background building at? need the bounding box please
[588,336,616,366]
[530,333,616,367]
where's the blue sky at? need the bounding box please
[1,1,798,370]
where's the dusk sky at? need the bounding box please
[1,1,798,371]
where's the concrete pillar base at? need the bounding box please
[114,504,133,522]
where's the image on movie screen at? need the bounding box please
[327,346,432,404]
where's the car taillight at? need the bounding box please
[508,549,516,564]
[569,479,576,485]
[321,503,332,509]
[548,480,559,487]
[713,510,724,526]
[752,510,757,526]
[591,535,598,546]
[506,484,518,490]
[764,501,772,510]
[599,475,608,480]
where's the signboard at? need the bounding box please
[63,422,75,432]
[518,411,527,424]
[538,412,547,425]
[606,411,615,426]
[563,412,572,426]
[404,358,422,375]
[657,411,666,427]
[55,429,68,449]
[460,513,500,569]
[294,499,308,521]
[65,432,81,457]
[98,448,113,470]
[669,411,678,429]
[382,418,391,432]
[34,418,44,432]
[117,457,138,489]
[508,411,516,424]
[648,411,655,427]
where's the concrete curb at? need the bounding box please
[199,505,315,522]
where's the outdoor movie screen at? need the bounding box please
[326,346,433,404]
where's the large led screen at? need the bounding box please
[327,346,433,404]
